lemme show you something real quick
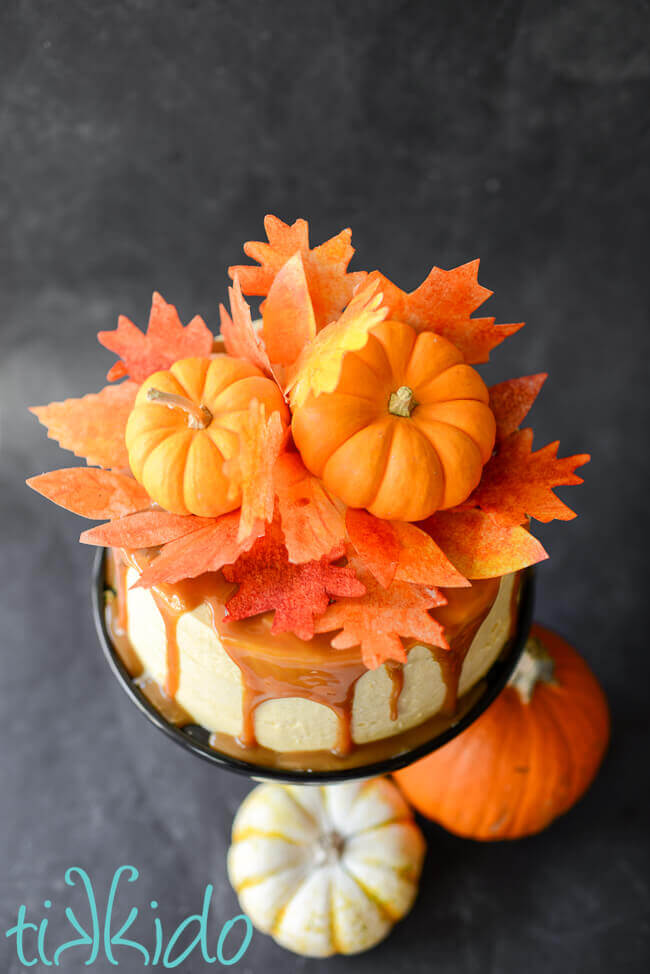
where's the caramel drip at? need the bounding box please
[107,547,514,768]
[385,662,404,721]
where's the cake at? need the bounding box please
[27,215,589,773]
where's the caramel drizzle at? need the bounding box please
[108,548,505,759]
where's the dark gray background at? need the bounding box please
[2,0,649,971]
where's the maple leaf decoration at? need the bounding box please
[219,276,275,379]
[274,453,346,564]
[227,400,287,544]
[80,511,207,549]
[287,279,388,409]
[98,292,214,383]
[30,382,138,469]
[424,509,548,579]
[229,214,366,331]
[490,373,547,443]
[367,261,523,364]
[315,563,448,670]
[27,468,150,520]
[223,522,365,640]
[467,428,590,525]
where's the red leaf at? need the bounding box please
[261,253,317,368]
[392,521,470,588]
[315,563,448,670]
[219,275,276,378]
[424,509,548,579]
[223,523,365,640]
[27,468,150,520]
[229,214,366,331]
[489,373,548,443]
[98,292,214,383]
[132,511,261,588]
[367,261,524,364]
[345,508,401,588]
[80,511,206,548]
[274,453,346,564]
[30,382,138,469]
[468,428,590,525]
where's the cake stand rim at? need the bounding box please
[92,548,535,785]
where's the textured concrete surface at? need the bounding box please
[1,1,649,971]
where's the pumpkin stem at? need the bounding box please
[146,387,213,430]
[388,385,418,417]
[509,635,556,703]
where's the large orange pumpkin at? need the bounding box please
[125,355,288,516]
[291,320,496,521]
[394,624,610,840]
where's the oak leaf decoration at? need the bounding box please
[27,468,150,520]
[367,261,523,364]
[315,563,448,670]
[98,292,213,383]
[423,509,548,579]
[274,453,346,564]
[467,428,590,525]
[489,373,547,443]
[30,382,138,469]
[229,214,366,331]
[223,523,365,640]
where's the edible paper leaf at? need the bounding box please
[132,511,261,588]
[392,521,470,588]
[367,262,524,364]
[98,292,213,383]
[229,214,366,331]
[467,428,590,525]
[219,276,275,378]
[287,279,388,409]
[489,373,547,443]
[80,511,207,548]
[223,523,365,640]
[424,509,548,579]
[261,253,317,369]
[27,468,150,520]
[345,508,401,588]
[274,453,346,563]
[30,382,138,469]
[225,401,287,544]
[315,563,448,669]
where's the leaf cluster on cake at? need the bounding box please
[28,215,589,675]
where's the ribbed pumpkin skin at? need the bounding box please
[393,624,610,840]
[125,355,288,516]
[291,320,496,522]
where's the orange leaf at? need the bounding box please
[229,214,366,331]
[27,468,150,520]
[219,276,276,378]
[133,511,260,588]
[274,453,346,564]
[30,382,137,469]
[223,522,365,640]
[315,563,448,670]
[345,508,401,588]
[261,253,317,368]
[468,428,590,525]
[423,509,548,579]
[227,401,288,544]
[98,292,213,383]
[368,261,524,364]
[392,521,469,588]
[489,373,547,443]
[80,511,207,548]
[287,279,388,409]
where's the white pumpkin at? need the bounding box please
[227,778,426,957]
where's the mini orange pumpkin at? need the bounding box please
[125,355,288,516]
[291,320,496,521]
[394,624,610,840]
